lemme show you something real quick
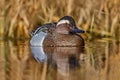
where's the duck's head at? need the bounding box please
[56,16,85,34]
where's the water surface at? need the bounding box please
[0,40,120,80]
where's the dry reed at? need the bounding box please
[0,0,119,40]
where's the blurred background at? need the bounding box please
[0,0,120,40]
[0,0,120,80]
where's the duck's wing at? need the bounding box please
[30,22,56,46]
[31,22,56,36]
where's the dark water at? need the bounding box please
[0,40,120,80]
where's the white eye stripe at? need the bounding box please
[57,20,70,26]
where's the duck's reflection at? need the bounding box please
[30,46,85,76]
[30,46,47,62]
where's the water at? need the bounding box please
[0,39,120,80]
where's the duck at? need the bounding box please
[30,16,85,47]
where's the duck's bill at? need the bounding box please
[73,29,85,33]
[69,28,85,34]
